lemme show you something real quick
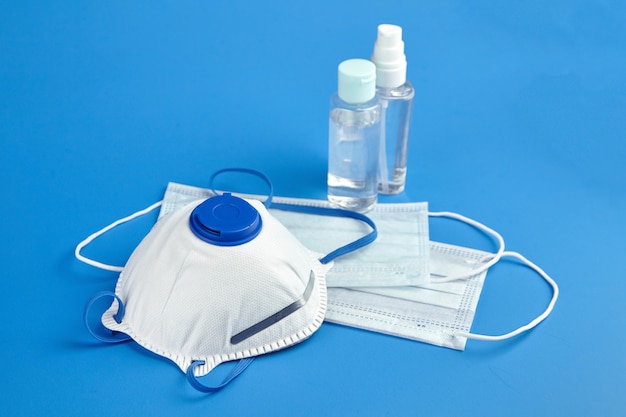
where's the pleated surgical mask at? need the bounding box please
[159,181,558,350]
[326,241,492,350]
[328,244,558,349]
[76,171,378,393]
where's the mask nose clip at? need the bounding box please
[189,193,262,246]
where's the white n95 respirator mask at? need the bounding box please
[77,179,377,393]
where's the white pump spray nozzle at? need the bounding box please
[371,24,407,89]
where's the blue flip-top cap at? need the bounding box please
[189,193,262,246]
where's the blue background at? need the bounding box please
[2,1,625,415]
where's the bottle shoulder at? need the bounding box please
[330,94,380,112]
[376,81,414,100]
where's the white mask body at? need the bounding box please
[101,196,331,376]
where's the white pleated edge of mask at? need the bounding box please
[101,198,332,377]
[160,182,430,288]
[325,241,491,350]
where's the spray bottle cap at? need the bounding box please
[337,59,377,104]
[371,24,407,88]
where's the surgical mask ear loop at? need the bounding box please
[428,211,505,283]
[75,201,163,272]
[209,168,274,207]
[458,251,559,341]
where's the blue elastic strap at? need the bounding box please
[84,291,131,343]
[207,169,377,263]
[209,168,274,207]
[186,358,255,393]
[269,202,378,264]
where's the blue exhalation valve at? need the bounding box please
[189,193,262,246]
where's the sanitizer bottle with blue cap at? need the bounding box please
[371,24,414,195]
[327,58,381,213]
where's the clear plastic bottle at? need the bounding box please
[371,24,415,194]
[327,59,381,212]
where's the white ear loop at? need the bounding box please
[428,211,505,283]
[75,201,163,272]
[459,250,559,341]
[428,211,559,341]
